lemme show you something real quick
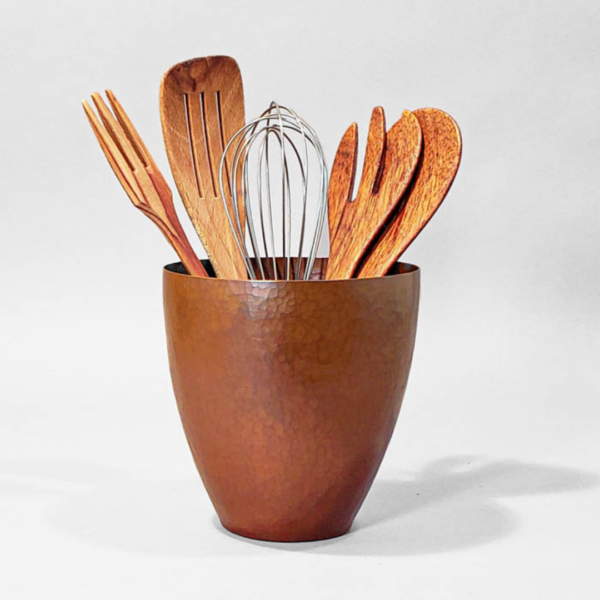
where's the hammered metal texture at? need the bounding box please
[163,258,420,542]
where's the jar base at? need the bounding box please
[221,520,352,543]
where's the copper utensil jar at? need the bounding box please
[163,259,420,542]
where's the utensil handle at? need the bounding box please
[141,207,208,277]
[146,170,209,277]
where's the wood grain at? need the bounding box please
[160,56,248,279]
[357,108,462,278]
[327,122,358,243]
[325,108,422,280]
[83,92,207,277]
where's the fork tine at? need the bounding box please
[376,110,423,206]
[91,93,175,234]
[105,90,169,191]
[91,93,139,172]
[356,107,386,199]
[327,122,358,242]
[105,90,180,226]
[82,100,144,206]
[105,89,151,168]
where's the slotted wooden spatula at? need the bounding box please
[160,56,248,279]
[325,108,422,280]
[357,108,462,278]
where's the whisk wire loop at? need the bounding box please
[218,103,327,281]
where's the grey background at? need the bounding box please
[1,1,599,598]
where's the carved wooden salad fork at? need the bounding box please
[326,107,462,279]
[325,107,422,280]
[82,91,207,277]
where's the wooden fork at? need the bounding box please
[82,91,208,277]
[357,108,462,278]
[325,107,422,280]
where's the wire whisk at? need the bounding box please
[219,102,328,280]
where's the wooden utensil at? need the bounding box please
[357,108,462,278]
[325,108,422,280]
[160,56,248,279]
[83,91,208,277]
[327,122,358,244]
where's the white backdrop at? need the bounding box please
[1,1,599,598]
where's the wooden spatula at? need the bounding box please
[160,56,248,279]
[83,91,208,277]
[357,108,462,278]
[325,108,422,280]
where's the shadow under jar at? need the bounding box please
[163,258,420,542]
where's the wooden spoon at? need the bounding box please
[357,108,462,278]
[325,108,422,280]
[83,91,208,277]
[160,56,248,279]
